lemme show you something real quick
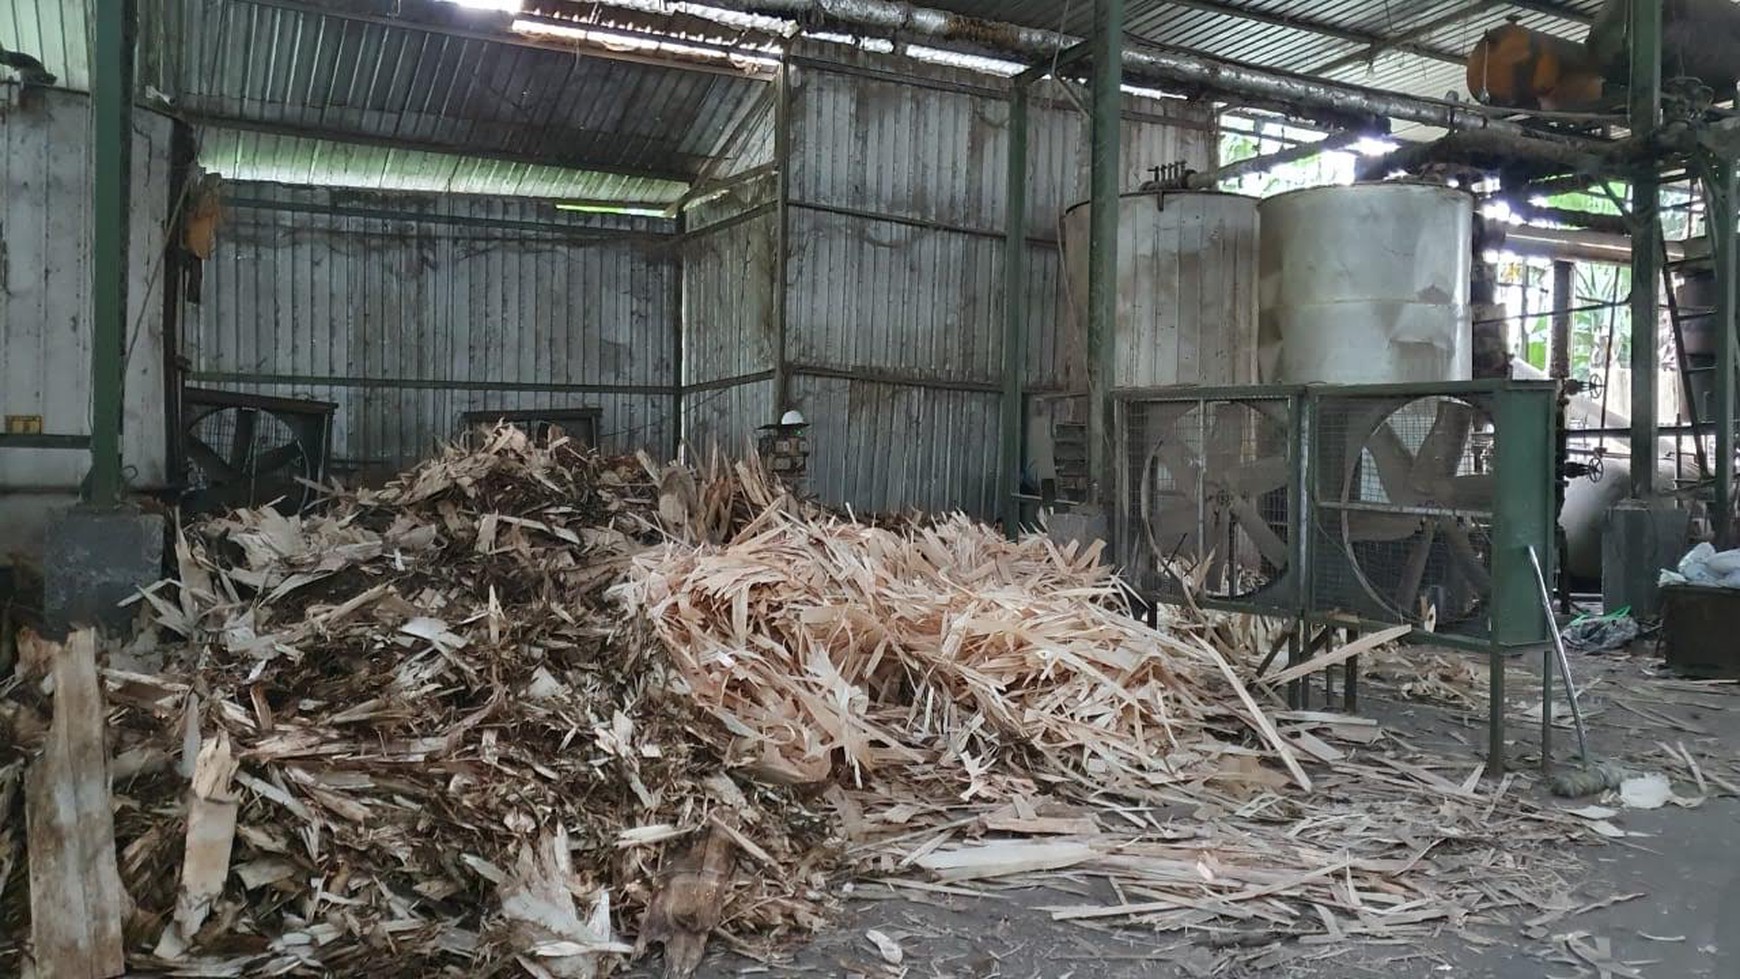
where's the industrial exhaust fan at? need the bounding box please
[180,388,335,515]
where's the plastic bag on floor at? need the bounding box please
[1562,613,1640,652]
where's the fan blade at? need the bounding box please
[1415,473,1495,510]
[253,441,308,478]
[185,438,241,482]
[1227,495,1289,568]
[1149,430,1205,495]
[1441,519,1493,593]
[1362,419,1418,503]
[230,408,260,470]
[1205,404,1249,475]
[1411,399,1476,487]
[1395,521,1437,614]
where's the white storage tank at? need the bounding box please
[1259,183,1474,384]
[1061,191,1260,390]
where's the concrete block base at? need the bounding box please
[43,506,165,636]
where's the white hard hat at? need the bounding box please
[780,410,807,426]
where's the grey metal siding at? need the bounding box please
[187,182,678,475]
[794,375,1000,516]
[0,89,174,491]
[680,188,778,453]
[780,52,1213,516]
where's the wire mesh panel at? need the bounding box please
[1305,382,1556,647]
[1115,388,1303,614]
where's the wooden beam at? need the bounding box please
[24,629,126,979]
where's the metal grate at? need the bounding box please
[1305,382,1556,647]
[1116,388,1301,613]
[1116,381,1556,649]
[1310,394,1496,634]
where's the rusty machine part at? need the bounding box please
[1466,22,1607,111]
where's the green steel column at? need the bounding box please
[1000,82,1030,536]
[1628,0,1662,499]
[1087,0,1124,508]
[1715,158,1738,544]
[89,0,136,503]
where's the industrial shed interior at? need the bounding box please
[7,1,1740,977]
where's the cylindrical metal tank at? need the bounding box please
[1259,183,1475,384]
[1061,191,1260,390]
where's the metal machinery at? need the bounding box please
[1116,382,1557,772]
[180,388,335,515]
[1258,184,1475,386]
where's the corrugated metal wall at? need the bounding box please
[187,182,679,477]
[0,89,173,492]
[782,47,1215,515]
[680,92,778,456]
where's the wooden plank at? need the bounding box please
[915,840,1098,882]
[25,629,126,978]
[1262,625,1411,687]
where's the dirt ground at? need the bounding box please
[631,643,1740,979]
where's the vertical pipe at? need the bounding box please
[1628,0,1662,499]
[772,62,792,419]
[671,226,686,461]
[1087,0,1124,508]
[1000,82,1030,536]
[1714,158,1738,545]
[1550,260,1574,380]
[89,0,136,503]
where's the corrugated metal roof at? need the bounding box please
[877,1,1608,102]
[144,0,771,182]
[198,126,688,203]
[4,0,778,194]
[6,0,1620,184]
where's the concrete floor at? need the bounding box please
[640,646,1740,978]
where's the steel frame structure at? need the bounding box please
[1115,380,1560,774]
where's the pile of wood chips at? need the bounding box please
[0,428,1604,979]
[3,430,834,978]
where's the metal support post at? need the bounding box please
[1550,260,1574,380]
[1487,639,1505,776]
[1000,82,1030,536]
[1087,0,1124,508]
[772,64,792,416]
[1628,0,1662,499]
[89,0,136,503]
[1714,157,1738,544]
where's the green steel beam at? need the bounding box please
[89,0,135,504]
[1087,0,1124,509]
[1628,0,1662,499]
[1000,82,1030,536]
[1714,157,1738,544]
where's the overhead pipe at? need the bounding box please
[687,0,1570,137]
[1491,224,1688,265]
[1184,131,1363,189]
